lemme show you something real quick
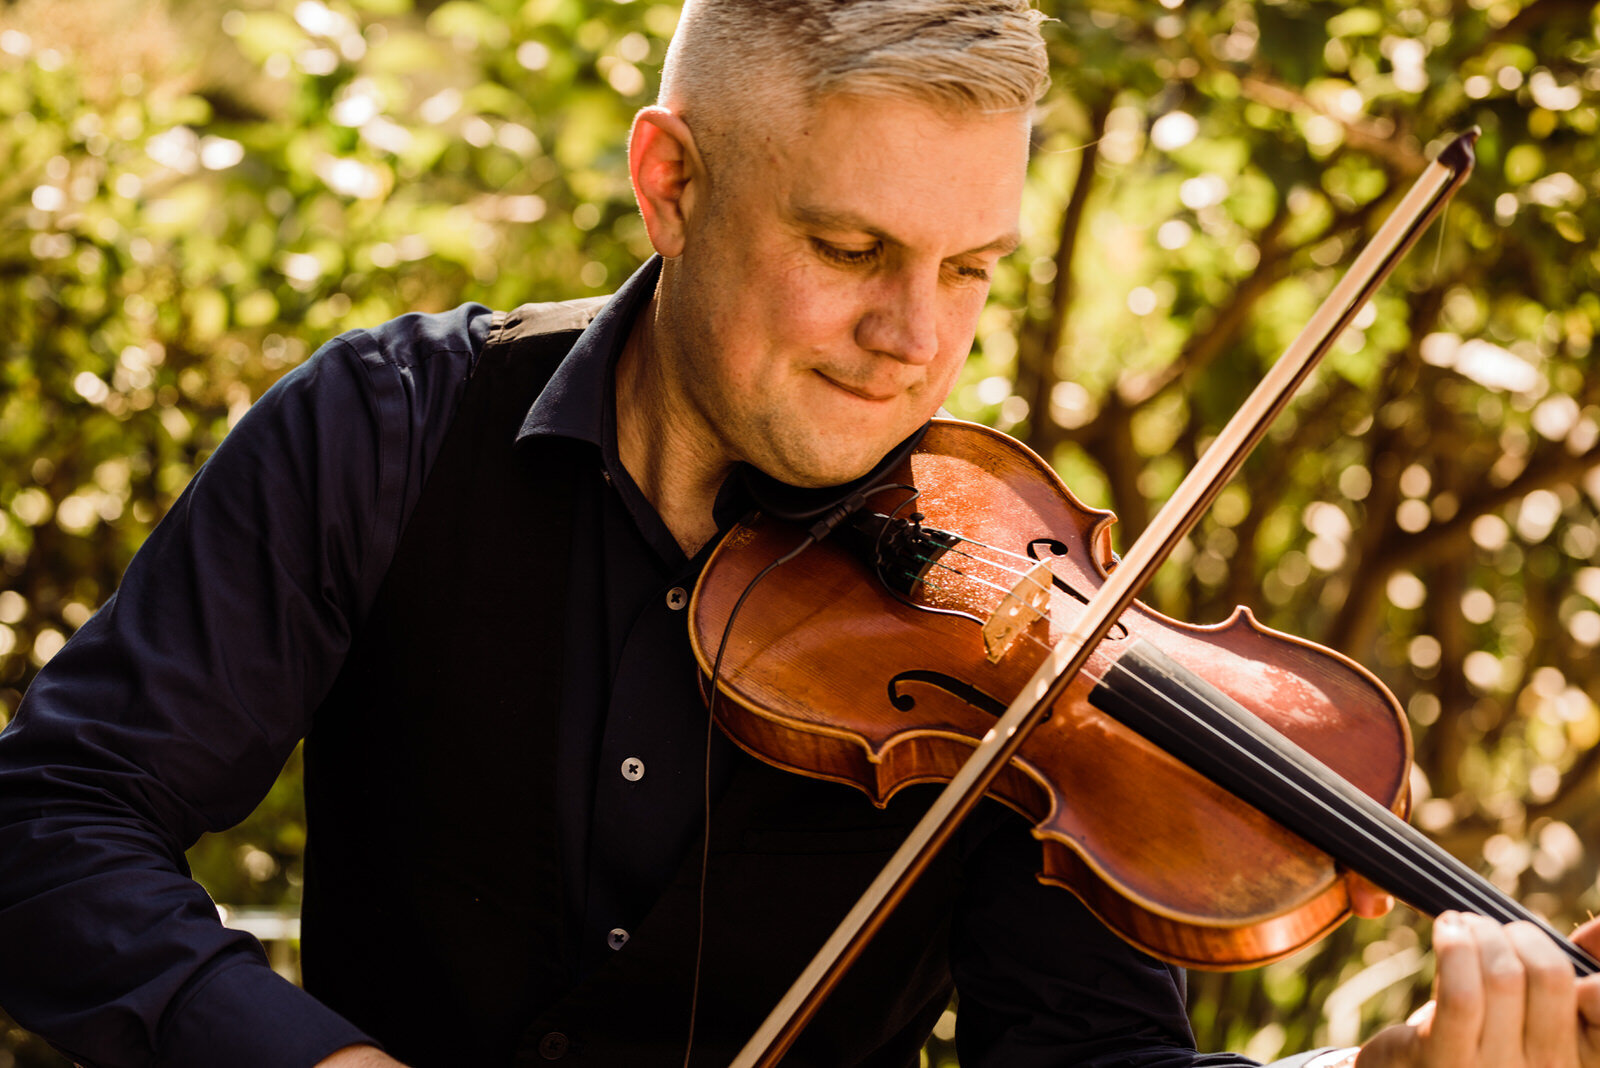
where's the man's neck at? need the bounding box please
[613,295,732,557]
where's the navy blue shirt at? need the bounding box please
[518,262,745,978]
[0,259,1335,1067]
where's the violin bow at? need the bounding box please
[731,129,1482,1068]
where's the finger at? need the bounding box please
[1428,912,1487,1064]
[1359,1023,1424,1067]
[1459,913,1525,1065]
[1347,873,1396,919]
[1505,921,1577,1065]
[1574,915,1600,958]
[1579,978,1600,1067]
[1579,976,1600,1027]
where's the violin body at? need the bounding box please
[690,419,1411,970]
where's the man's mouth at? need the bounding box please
[816,371,899,403]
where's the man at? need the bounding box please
[2,2,1598,1066]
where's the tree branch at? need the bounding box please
[1019,100,1110,461]
[1377,438,1600,575]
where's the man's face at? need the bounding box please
[660,92,1031,488]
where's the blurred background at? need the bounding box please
[3,0,1600,1063]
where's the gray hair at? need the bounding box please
[659,0,1048,174]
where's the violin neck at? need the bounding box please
[1089,639,1600,977]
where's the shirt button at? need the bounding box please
[665,586,688,610]
[539,1031,570,1059]
[620,757,644,782]
[608,927,630,950]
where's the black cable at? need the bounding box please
[682,527,818,1068]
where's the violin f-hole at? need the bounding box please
[886,670,1009,719]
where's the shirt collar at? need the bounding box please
[513,254,744,568]
[515,254,663,449]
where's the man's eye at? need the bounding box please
[813,241,878,266]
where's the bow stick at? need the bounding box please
[732,128,1482,1068]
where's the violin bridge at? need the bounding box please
[982,559,1055,664]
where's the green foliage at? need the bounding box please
[0,0,665,717]
[7,1,1600,1065]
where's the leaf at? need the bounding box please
[1325,8,1383,38]
[226,11,307,63]
[425,1,510,49]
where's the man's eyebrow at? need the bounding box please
[789,202,1020,258]
[973,231,1022,256]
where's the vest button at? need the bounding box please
[665,586,688,610]
[620,757,644,782]
[608,927,630,950]
[538,1031,570,1060]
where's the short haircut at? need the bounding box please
[658,0,1048,180]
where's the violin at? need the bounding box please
[692,417,1598,971]
[691,416,1411,969]
[685,129,1600,1066]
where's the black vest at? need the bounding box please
[300,300,962,1066]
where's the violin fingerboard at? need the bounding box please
[1089,639,1599,977]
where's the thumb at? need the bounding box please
[1356,1021,1425,1068]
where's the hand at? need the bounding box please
[314,1045,410,1067]
[1354,911,1600,1067]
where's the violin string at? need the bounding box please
[953,533,1071,570]
[879,522,1060,617]
[893,555,1067,661]
[908,573,950,596]
[870,491,990,629]
[902,528,1568,939]
[939,542,1062,590]
[944,543,1585,956]
[864,516,1099,659]
[938,541,1033,569]
[928,540,1137,660]
[919,557,1029,598]
[910,561,1061,646]
[872,528,1584,962]
[1106,656,1477,906]
[1099,656,1594,969]
[907,541,1059,601]
[902,548,1059,624]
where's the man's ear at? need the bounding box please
[628,106,705,259]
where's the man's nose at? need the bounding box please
[854,269,940,365]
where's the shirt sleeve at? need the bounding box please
[0,305,492,1067]
[951,805,1268,1067]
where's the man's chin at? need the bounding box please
[770,465,873,491]
[763,433,921,491]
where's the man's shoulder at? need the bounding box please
[489,294,611,345]
[325,302,494,373]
